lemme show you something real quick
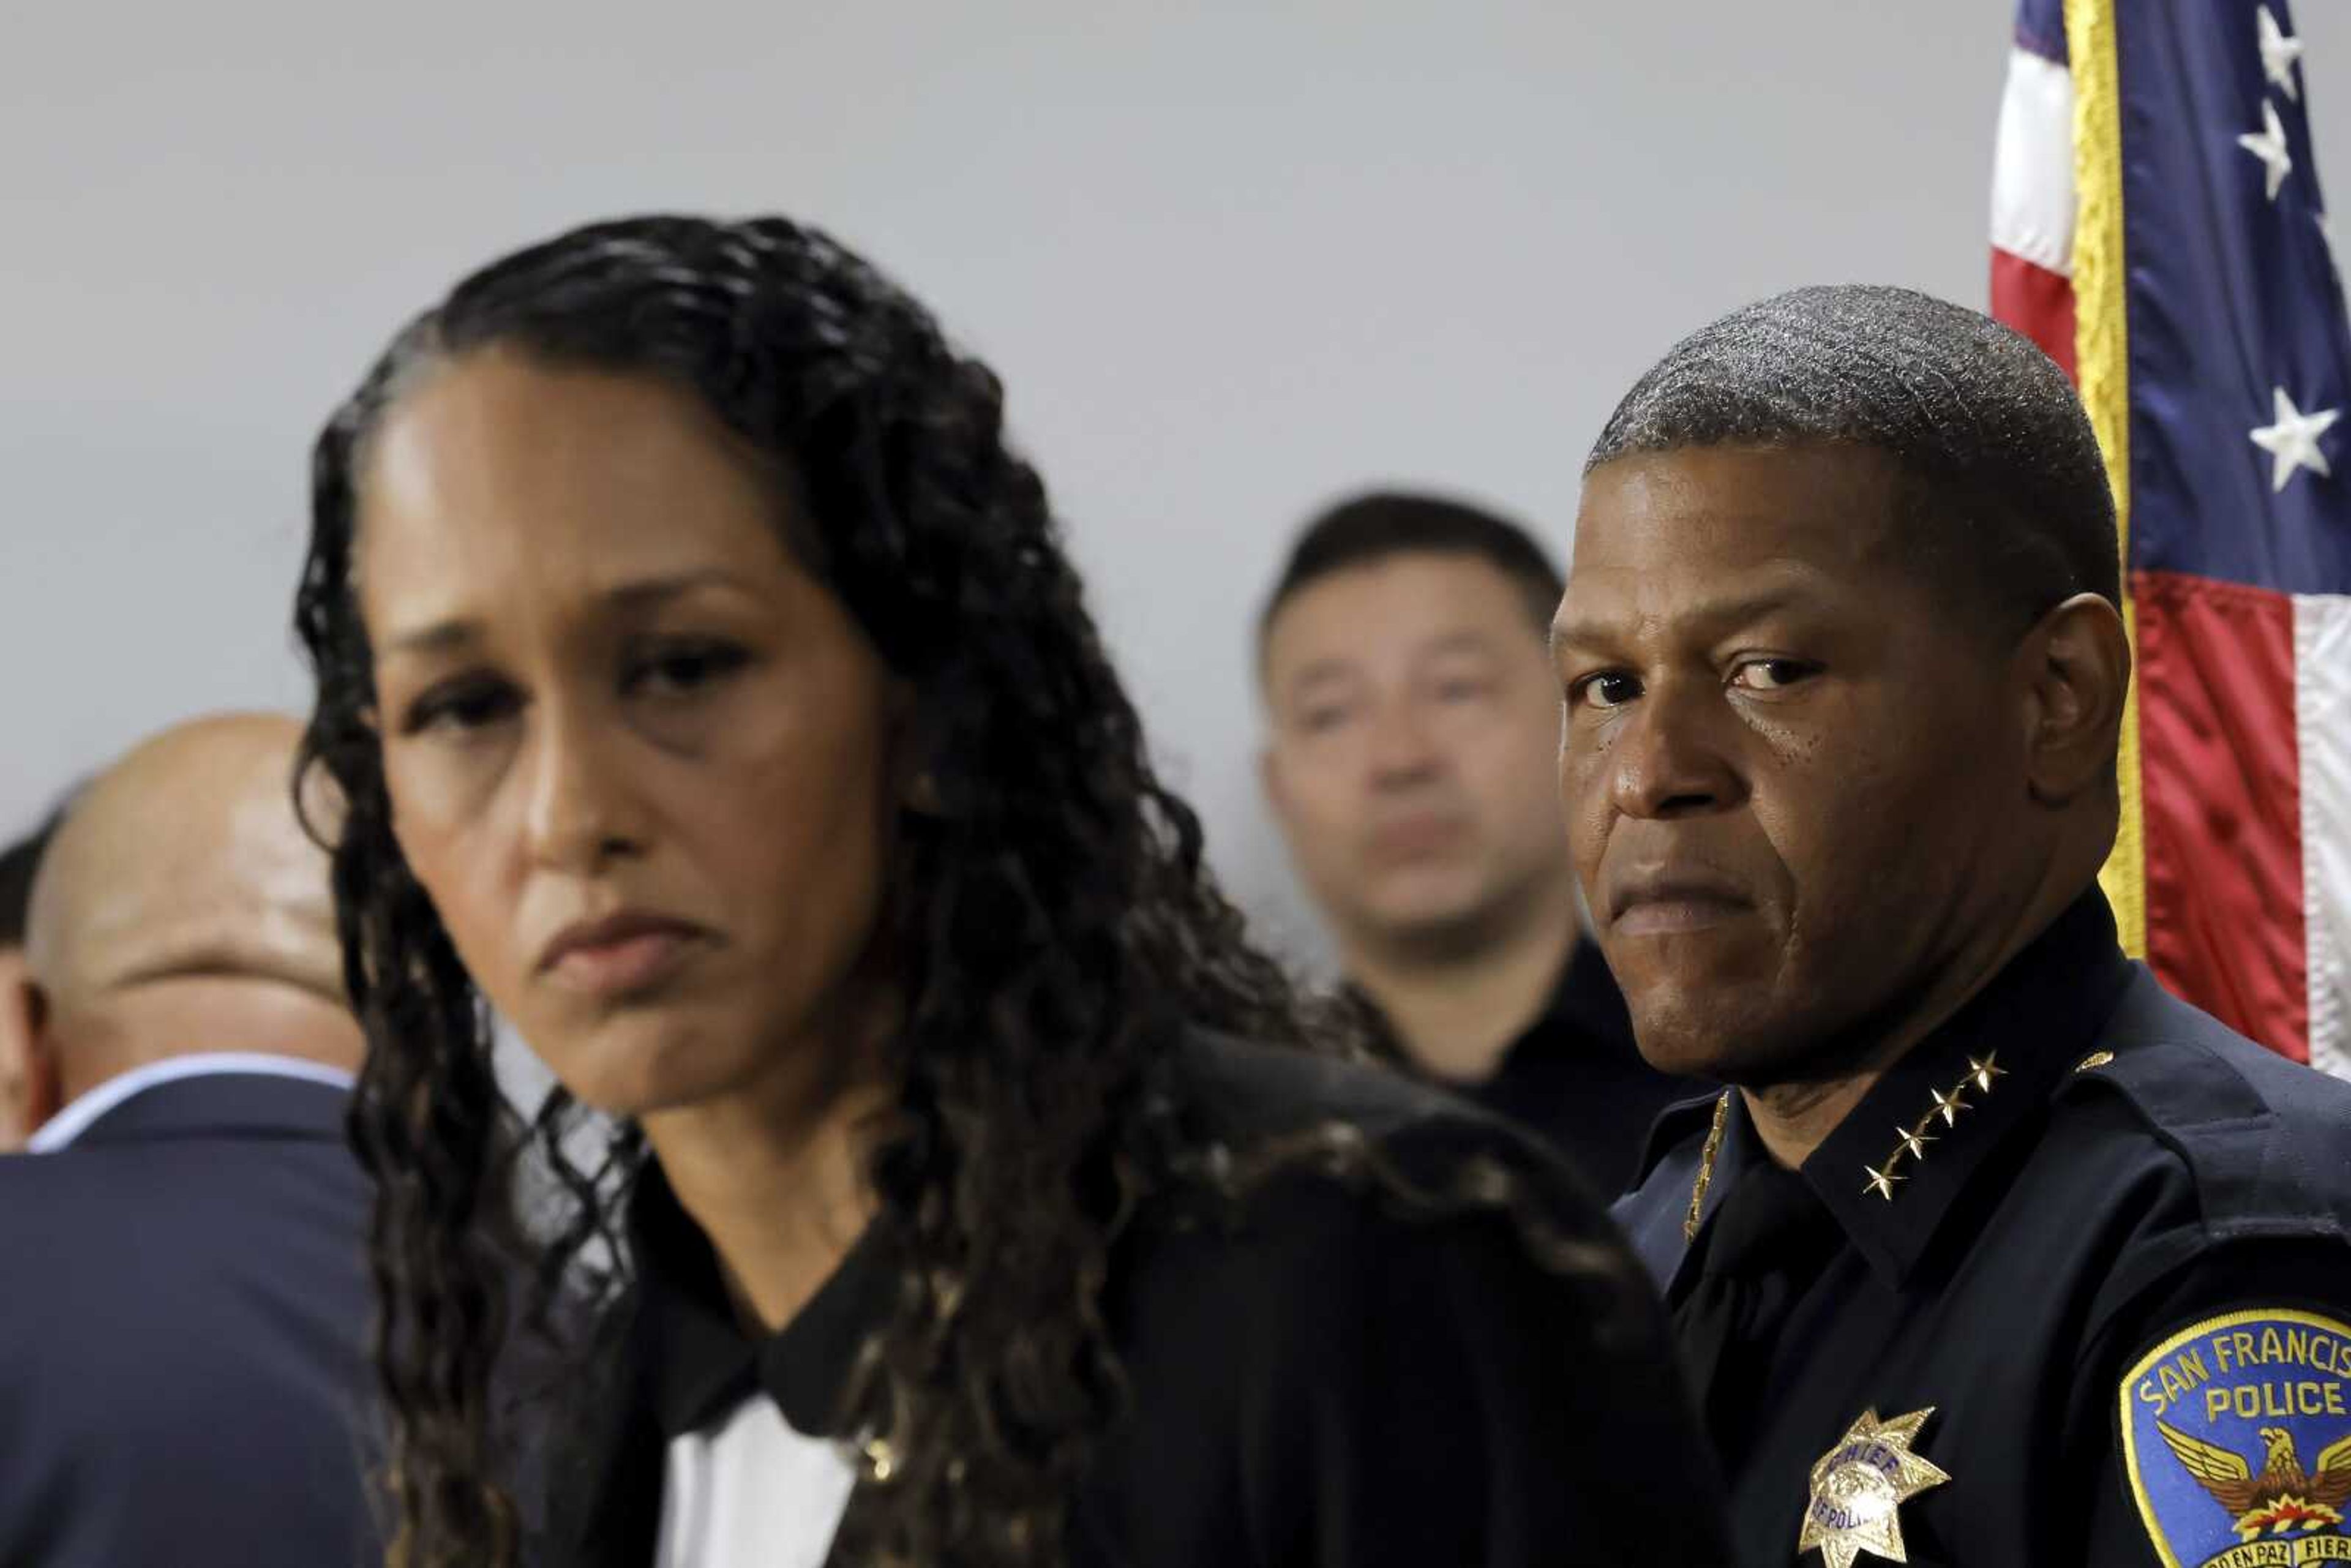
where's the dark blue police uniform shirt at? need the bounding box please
[1613,891,2351,1567]
[1354,936,1708,1196]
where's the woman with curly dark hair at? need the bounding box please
[291,213,1727,1568]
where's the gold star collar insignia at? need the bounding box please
[1859,1052,2011,1202]
[1799,1407,1952,1567]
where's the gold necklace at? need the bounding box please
[1682,1089,1734,1243]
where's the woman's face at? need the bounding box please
[354,348,907,1117]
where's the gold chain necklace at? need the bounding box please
[1682,1090,1734,1243]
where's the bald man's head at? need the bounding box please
[25,714,346,1005]
[1,714,360,1147]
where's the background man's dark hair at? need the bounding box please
[1586,283,2120,632]
[0,810,66,950]
[1258,491,1565,658]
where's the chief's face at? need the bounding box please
[1262,553,1571,951]
[356,350,906,1119]
[1554,445,2026,1083]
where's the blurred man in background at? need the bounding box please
[0,712,378,1567]
[1259,492,1701,1191]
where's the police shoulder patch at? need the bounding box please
[2122,1308,2351,1567]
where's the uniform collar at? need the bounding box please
[1663,891,2134,1294]
[1632,1089,1736,1190]
[1790,889,2135,1287]
[629,1163,897,1440]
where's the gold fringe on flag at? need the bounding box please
[2066,0,2148,958]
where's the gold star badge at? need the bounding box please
[1799,1407,1952,1567]
[1928,1086,1968,1128]
[1965,1053,2006,1094]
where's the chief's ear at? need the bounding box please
[2018,593,2131,808]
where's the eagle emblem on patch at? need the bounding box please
[2121,1308,2351,1567]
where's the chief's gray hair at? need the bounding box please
[1586,283,2120,621]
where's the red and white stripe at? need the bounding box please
[2299,592,2351,1076]
[1992,42,2079,377]
[2134,574,2309,1062]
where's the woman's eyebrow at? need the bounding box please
[382,615,481,658]
[601,568,754,613]
[383,569,757,656]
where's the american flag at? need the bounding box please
[1991,0,2351,1074]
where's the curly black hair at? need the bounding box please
[292,214,1316,1568]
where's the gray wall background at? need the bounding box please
[8,2,2350,969]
